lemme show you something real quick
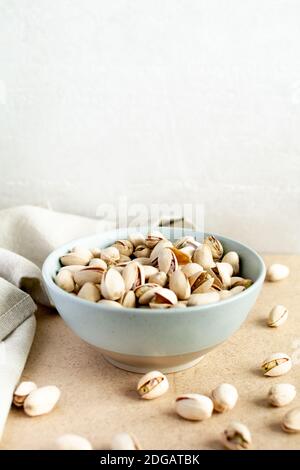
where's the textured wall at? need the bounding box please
[0,1,300,252]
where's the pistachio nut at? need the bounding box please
[98,299,123,308]
[121,290,136,308]
[24,385,61,417]
[204,235,223,260]
[189,270,214,294]
[128,232,146,248]
[111,432,141,450]
[13,381,37,407]
[148,271,167,287]
[229,285,246,296]
[55,269,75,293]
[158,248,178,275]
[266,263,289,282]
[55,434,93,450]
[150,287,178,306]
[267,305,288,328]
[211,383,238,412]
[150,239,173,263]
[143,265,159,279]
[193,245,216,269]
[230,277,253,288]
[175,394,213,421]
[122,261,145,291]
[133,245,151,258]
[179,245,196,257]
[78,282,101,302]
[181,263,203,278]
[100,246,120,264]
[174,236,200,250]
[134,283,160,299]
[135,257,153,266]
[222,251,239,275]
[219,289,233,300]
[88,258,107,269]
[188,292,220,306]
[221,422,252,450]
[72,246,93,258]
[60,251,90,266]
[206,267,223,290]
[169,270,191,300]
[101,268,125,300]
[137,370,169,399]
[261,352,292,376]
[215,262,233,289]
[282,407,300,433]
[170,247,191,265]
[74,267,105,287]
[112,239,134,257]
[145,231,165,248]
[139,286,161,305]
[268,383,296,407]
[60,265,86,273]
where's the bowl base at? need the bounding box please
[103,354,204,374]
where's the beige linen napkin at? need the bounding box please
[0,205,111,439]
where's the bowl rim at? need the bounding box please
[42,228,266,315]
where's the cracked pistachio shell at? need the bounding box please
[193,245,216,269]
[90,247,101,258]
[170,247,191,265]
[175,394,213,421]
[135,257,153,266]
[78,282,101,302]
[13,381,37,407]
[151,287,178,306]
[148,271,167,287]
[221,422,252,450]
[204,236,223,260]
[133,245,151,258]
[101,268,125,300]
[137,371,169,399]
[266,264,289,282]
[282,407,300,433]
[145,231,166,248]
[55,269,75,293]
[230,277,253,288]
[188,292,220,306]
[73,267,105,287]
[149,239,173,263]
[261,352,292,376]
[174,236,200,250]
[215,262,233,289]
[122,261,145,291]
[55,434,93,450]
[169,270,191,300]
[100,246,120,264]
[98,299,123,308]
[121,290,136,308]
[128,232,145,248]
[212,383,238,412]
[189,271,214,294]
[111,432,141,450]
[158,248,178,275]
[112,239,134,257]
[222,251,239,275]
[24,386,61,417]
[89,258,107,269]
[268,383,296,407]
[181,263,203,278]
[267,305,288,328]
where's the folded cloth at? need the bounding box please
[0,205,112,440]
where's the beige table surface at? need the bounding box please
[1,255,300,450]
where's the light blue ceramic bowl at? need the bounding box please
[42,228,265,373]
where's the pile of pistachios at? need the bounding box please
[55,231,253,308]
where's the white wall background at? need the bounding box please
[0,0,300,252]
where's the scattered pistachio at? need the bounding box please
[268,384,296,407]
[13,381,37,407]
[282,407,300,433]
[23,386,61,417]
[261,353,292,377]
[221,422,252,450]
[267,305,288,328]
[111,432,141,450]
[137,371,169,400]
[266,264,289,282]
[175,394,213,421]
[211,383,238,413]
[55,434,93,450]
